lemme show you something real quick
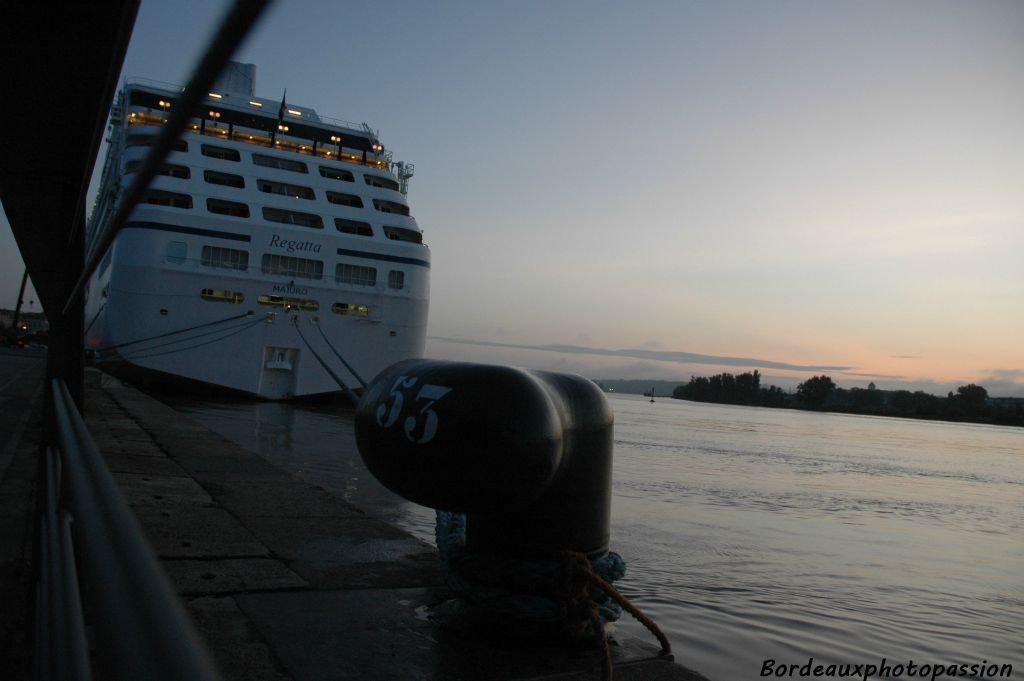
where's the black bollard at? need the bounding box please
[355,359,614,559]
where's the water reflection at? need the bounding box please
[159,394,438,542]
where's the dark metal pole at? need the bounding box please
[45,192,87,422]
[61,0,273,315]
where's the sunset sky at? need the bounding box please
[3,0,1022,395]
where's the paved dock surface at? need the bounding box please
[1,362,708,681]
[0,350,45,679]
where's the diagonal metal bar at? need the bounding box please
[61,0,272,316]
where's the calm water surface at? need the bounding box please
[161,392,1023,680]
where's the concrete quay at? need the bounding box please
[1,361,708,681]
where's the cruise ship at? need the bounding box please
[85,63,429,399]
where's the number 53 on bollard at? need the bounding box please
[355,359,614,560]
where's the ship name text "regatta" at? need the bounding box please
[268,234,322,254]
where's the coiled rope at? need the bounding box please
[435,511,671,681]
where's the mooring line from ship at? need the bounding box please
[119,316,268,361]
[119,318,264,360]
[114,316,262,358]
[564,551,674,676]
[96,312,252,353]
[314,323,367,388]
[291,318,362,405]
[84,302,106,337]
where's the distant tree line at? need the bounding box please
[671,372,1023,427]
[671,370,786,407]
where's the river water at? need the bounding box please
[160,392,1023,680]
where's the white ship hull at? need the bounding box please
[85,72,429,399]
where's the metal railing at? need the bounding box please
[38,1,274,678]
[37,379,222,681]
[124,76,376,135]
[38,378,222,675]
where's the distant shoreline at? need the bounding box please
[594,376,1024,428]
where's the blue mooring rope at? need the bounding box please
[434,511,627,625]
[434,511,673,681]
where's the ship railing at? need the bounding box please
[128,113,395,169]
[124,75,188,93]
[123,78,378,141]
[38,379,221,680]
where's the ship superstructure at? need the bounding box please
[85,63,429,399]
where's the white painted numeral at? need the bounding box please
[376,376,452,444]
[376,375,418,428]
[403,385,452,444]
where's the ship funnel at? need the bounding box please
[215,61,256,97]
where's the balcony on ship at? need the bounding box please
[124,91,393,172]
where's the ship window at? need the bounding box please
[382,226,423,244]
[319,166,354,182]
[207,198,250,218]
[201,245,249,270]
[253,153,308,174]
[129,91,173,108]
[257,295,319,311]
[335,219,374,237]
[325,191,363,208]
[201,144,240,161]
[204,169,245,188]
[142,190,192,209]
[201,288,245,304]
[166,241,187,264]
[364,174,400,191]
[372,198,410,216]
[126,161,191,179]
[262,206,324,229]
[258,179,315,200]
[335,263,377,287]
[387,270,405,290]
[262,254,324,280]
[331,303,369,317]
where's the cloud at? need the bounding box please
[976,369,1024,398]
[839,371,908,380]
[430,337,853,373]
[981,368,1024,382]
